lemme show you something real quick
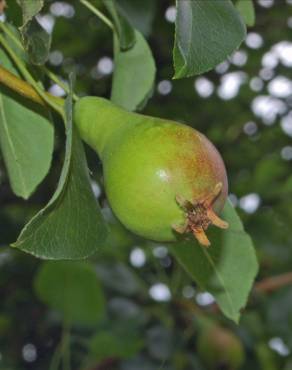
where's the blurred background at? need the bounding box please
[0,0,292,369]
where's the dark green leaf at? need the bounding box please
[116,0,156,37]
[17,0,44,27]
[35,261,105,325]
[170,201,258,322]
[86,328,143,364]
[0,47,53,199]
[173,0,246,78]
[17,0,50,65]
[12,92,108,259]
[103,0,135,50]
[21,18,51,65]
[236,0,255,27]
[111,30,156,111]
[5,0,23,27]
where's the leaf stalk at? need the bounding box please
[79,0,114,30]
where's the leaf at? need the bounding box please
[170,200,258,323]
[17,0,50,65]
[35,261,105,325]
[12,90,108,259]
[21,18,51,65]
[17,0,44,27]
[115,0,156,37]
[236,0,255,27]
[86,328,143,364]
[5,0,23,27]
[0,47,53,199]
[103,0,136,50]
[173,0,246,78]
[3,23,28,61]
[111,30,156,111]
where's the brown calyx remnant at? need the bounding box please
[172,182,228,247]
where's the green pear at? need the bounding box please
[74,97,228,246]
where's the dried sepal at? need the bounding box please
[173,182,228,247]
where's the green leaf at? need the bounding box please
[12,91,108,259]
[86,329,143,364]
[17,0,44,27]
[111,30,156,111]
[21,18,51,65]
[115,0,156,37]
[2,23,28,61]
[170,201,258,323]
[17,0,50,65]
[5,0,23,28]
[35,261,105,325]
[236,0,255,27]
[0,48,53,199]
[173,0,246,78]
[103,0,136,50]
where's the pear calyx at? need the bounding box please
[173,182,228,247]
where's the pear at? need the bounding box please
[74,97,228,246]
[197,325,245,370]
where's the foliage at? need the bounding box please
[173,0,246,77]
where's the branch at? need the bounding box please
[0,64,64,108]
[254,272,292,294]
[0,34,64,116]
[0,64,45,105]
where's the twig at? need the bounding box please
[0,64,46,105]
[79,0,114,30]
[254,272,292,294]
[0,63,64,112]
[0,34,64,116]
[43,67,79,102]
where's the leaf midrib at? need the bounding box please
[201,246,237,320]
